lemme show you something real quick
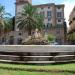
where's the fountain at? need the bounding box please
[22,29,48,45]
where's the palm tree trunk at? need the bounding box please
[28,26,32,35]
[28,20,32,35]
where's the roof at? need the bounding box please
[33,3,64,7]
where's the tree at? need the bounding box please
[17,4,44,35]
[33,14,44,31]
[0,4,12,44]
[12,17,15,31]
[4,17,13,33]
[0,4,11,35]
[67,32,75,45]
[0,4,5,35]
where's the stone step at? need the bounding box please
[0,60,55,64]
[0,59,75,64]
[55,55,75,57]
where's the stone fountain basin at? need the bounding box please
[22,36,48,45]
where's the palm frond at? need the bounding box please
[17,4,44,35]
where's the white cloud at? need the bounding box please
[62,0,75,27]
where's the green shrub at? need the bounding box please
[47,34,55,42]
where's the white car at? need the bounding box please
[49,42,59,45]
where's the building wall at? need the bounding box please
[69,6,75,32]
[34,4,64,26]
[34,4,65,44]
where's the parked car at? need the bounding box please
[49,41,59,45]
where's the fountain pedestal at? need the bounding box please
[22,29,48,45]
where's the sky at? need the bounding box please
[0,0,75,26]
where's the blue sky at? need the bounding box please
[0,0,75,26]
[0,0,15,16]
[0,0,63,16]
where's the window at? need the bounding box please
[41,7,44,9]
[43,25,46,29]
[74,7,75,11]
[58,19,61,22]
[48,17,51,21]
[47,11,51,17]
[47,24,48,28]
[57,12,62,18]
[47,23,52,29]
[19,0,24,2]
[73,17,75,20]
[2,37,5,43]
[56,24,63,29]
[19,33,21,35]
[9,36,14,45]
[56,30,60,34]
[17,38,22,44]
[48,7,50,9]
[40,11,44,17]
[57,6,61,9]
[69,21,72,25]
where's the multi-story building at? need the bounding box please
[68,6,75,44]
[15,0,65,44]
[68,6,75,33]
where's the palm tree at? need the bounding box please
[4,18,13,33]
[0,17,13,44]
[0,4,11,44]
[17,4,36,35]
[0,4,5,35]
[33,14,44,31]
[17,4,44,35]
[0,4,11,33]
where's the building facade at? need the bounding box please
[68,6,75,33]
[67,6,75,45]
[15,0,65,44]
